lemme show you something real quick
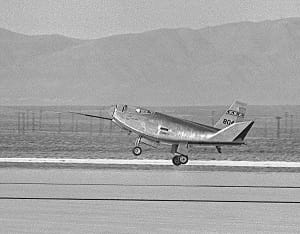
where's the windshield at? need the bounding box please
[116,104,127,112]
[116,105,152,114]
[135,107,151,114]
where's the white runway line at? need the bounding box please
[1,158,300,168]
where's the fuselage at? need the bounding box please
[112,104,219,144]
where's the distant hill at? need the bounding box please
[0,28,83,67]
[1,18,300,105]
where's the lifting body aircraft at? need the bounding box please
[72,101,254,166]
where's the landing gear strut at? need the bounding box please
[216,146,222,153]
[172,155,188,166]
[132,137,142,156]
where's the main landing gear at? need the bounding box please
[172,154,188,166]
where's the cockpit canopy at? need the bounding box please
[116,104,152,114]
[135,107,151,114]
[116,104,128,112]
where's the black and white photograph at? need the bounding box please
[1,0,300,233]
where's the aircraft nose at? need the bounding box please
[96,105,115,119]
[107,105,116,118]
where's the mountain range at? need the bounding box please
[1,18,300,105]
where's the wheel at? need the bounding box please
[132,146,142,156]
[179,155,188,165]
[172,155,181,166]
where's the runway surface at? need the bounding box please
[1,168,300,233]
[2,157,300,167]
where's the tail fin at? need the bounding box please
[210,121,254,143]
[214,101,247,129]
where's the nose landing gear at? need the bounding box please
[132,137,142,156]
[132,146,142,156]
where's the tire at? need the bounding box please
[179,155,188,165]
[132,146,142,156]
[172,155,181,166]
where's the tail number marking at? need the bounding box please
[223,119,234,125]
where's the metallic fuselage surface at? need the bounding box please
[113,105,218,144]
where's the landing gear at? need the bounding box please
[172,155,188,166]
[179,155,188,164]
[172,155,181,166]
[132,146,142,156]
[171,143,189,166]
[132,137,142,156]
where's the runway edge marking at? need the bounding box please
[1,158,300,168]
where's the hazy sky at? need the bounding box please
[1,0,300,39]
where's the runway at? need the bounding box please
[1,168,300,233]
[2,157,300,167]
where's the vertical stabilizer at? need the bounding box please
[214,101,247,129]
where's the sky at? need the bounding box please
[0,0,300,39]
